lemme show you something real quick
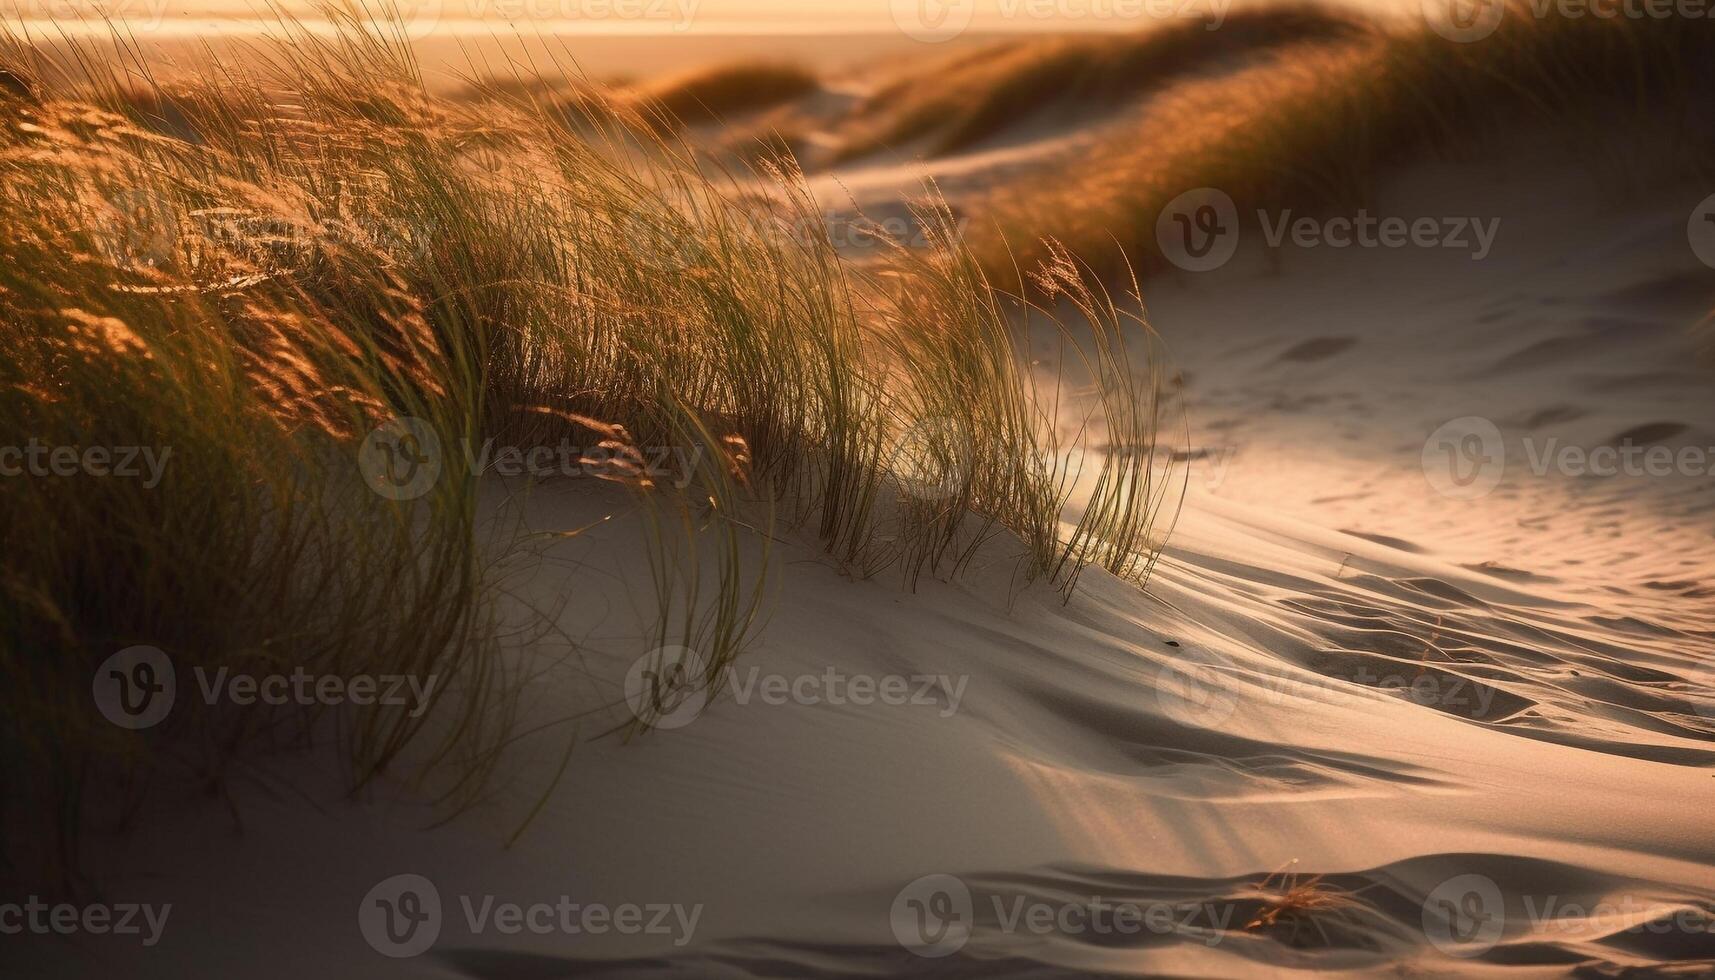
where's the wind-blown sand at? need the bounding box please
[23,45,1715,980]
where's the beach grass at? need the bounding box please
[830,3,1365,165]
[0,12,1179,880]
[969,3,1715,281]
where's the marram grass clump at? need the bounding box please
[0,15,1179,882]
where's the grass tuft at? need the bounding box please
[0,13,1180,881]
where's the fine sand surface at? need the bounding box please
[27,50,1715,980]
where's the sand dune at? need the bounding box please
[28,124,1715,979]
[9,8,1715,978]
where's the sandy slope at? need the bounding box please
[36,151,1715,974]
[22,93,1715,980]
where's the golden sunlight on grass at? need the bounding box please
[0,14,1178,877]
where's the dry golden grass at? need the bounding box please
[831,4,1365,164]
[635,61,820,132]
[966,4,1715,282]
[1242,862,1370,948]
[0,16,1179,880]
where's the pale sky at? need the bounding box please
[4,0,1395,38]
